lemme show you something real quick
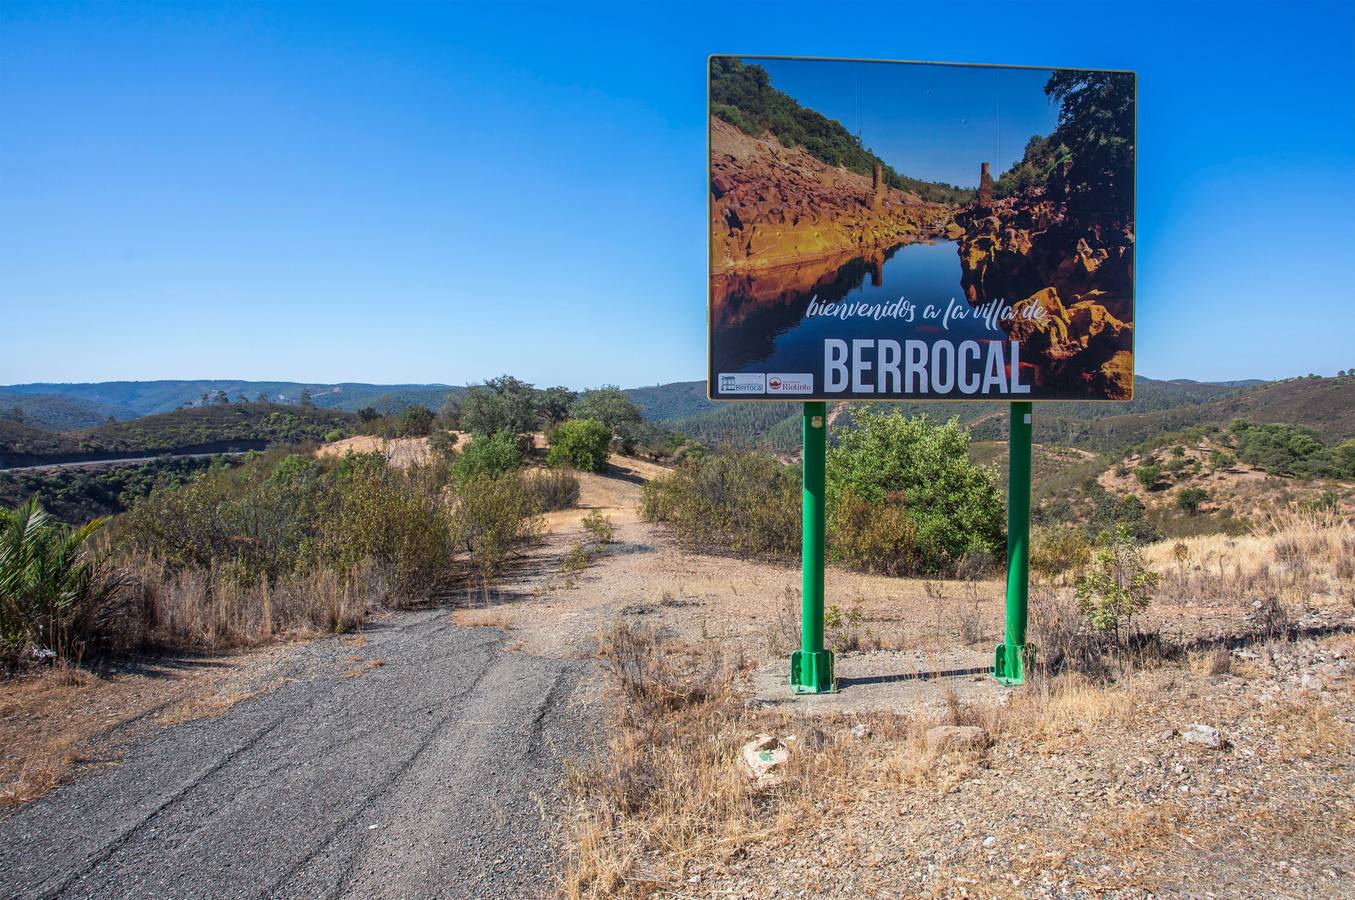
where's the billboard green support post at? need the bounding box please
[790,401,835,693]
[995,401,1033,684]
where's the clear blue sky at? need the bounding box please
[750,57,1059,189]
[3,0,1353,388]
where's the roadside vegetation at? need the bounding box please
[0,372,657,670]
[642,411,1003,577]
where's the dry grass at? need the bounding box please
[563,619,1172,897]
[565,619,1355,897]
[123,556,391,651]
[1145,506,1355,608]
[452,608,516,630]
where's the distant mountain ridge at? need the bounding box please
[626,374,1354,455]
[1,381,461,429]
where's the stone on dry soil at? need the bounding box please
[925,725,986,753]
[741,733,790,783]
[1182,724,1222,749]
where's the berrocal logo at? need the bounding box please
[717,373,766,395]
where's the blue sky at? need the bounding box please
[749,58,1059,189]
[2,0,1352,388]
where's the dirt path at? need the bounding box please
[0,611,598,899]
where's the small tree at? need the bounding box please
[539,386,578,425]
[398,405,436,437]
[547,419,611,473]
[1134,463,1162,490]
[571,386,643,434]
[1074,524,1160,638]
[1176,486,1208,515]
[460,375,540,436]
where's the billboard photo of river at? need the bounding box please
[707,56,1136,403]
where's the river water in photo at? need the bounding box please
[711,239,1002,378]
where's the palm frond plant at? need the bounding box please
[0,498,121,666]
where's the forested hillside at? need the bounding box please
[0,391,125,430]
[1,380,459,420]
[630,374,1354,458]
[0,403,356,464]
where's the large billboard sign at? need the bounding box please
[708,56,1136,402]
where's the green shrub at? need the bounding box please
[641,452,800,559]
[119,450,455,602]
[1134,463,1162,490]
[1230,420,1349,478]
[453,473,542,596]
[524,468,580,512]
[827,487,921,576]
[581,510,615,545]
[1030,526,1092,582]
[452,430,524,482]
[315,457,454,601]
[547,419,611,473]
[826,410,1003,574]
[1176,486,1209,514]
[1,498,123,665]
[324,428,345,443]
[1074,524,1160,637]
[428,429,459,461]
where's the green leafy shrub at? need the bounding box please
[826,410,1004,575]
[1,499,123,665]
[1230,420,1352,478]
[1176,487,1209,514]
[1134,463,1162,490]
[1074,524,1160,637]
[581,510,615,545]
[452,473,542,597]
[547,419,612,473]
[119,450,455,603]
[1209,448,1237,470]
[428,429,459,461]
[452,430,524,482]
[641,452,800,560]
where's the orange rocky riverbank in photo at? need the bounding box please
[710,117,955,276]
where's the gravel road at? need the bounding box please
[0,451,248,473]
[0,609,598,899]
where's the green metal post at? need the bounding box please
[790,401,834,693]
[995,401,1032,684]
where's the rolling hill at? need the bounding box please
[627,374,1353,457]
[0,390,127,430]
[0,403,357,466]
[0,381,460,422]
